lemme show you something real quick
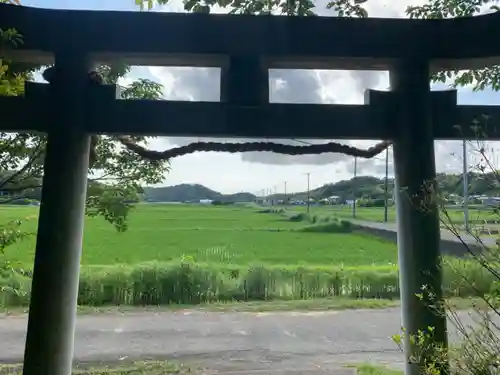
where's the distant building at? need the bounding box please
[326,195,341,204]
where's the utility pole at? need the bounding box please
[306,173,311,214]
[384,146,389,223]
[284,181,287,205]
[352,157,357,218]
[463,140,469,231]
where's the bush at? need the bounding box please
[297,220,353,234]
[357,199,386,208]
[0,198,38,206]
[0,272,31,307]
[287,212,309,222]
[211,200,235,206]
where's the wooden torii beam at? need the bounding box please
[1,2,500,70]
[1,4,499,375]
[2,82,500,140]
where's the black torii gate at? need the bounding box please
[1,4,500,375]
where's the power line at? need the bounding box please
[292,139,313,146]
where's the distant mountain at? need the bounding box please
[143,172,500,204]
[266,176,391,202]
[269,172,500,202]
[143,184,256,203]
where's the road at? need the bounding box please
[348,219,497,247]
[0,308,494,373]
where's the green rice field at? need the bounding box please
[1,204,398,266]
[0,203,496,307]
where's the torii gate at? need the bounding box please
[2,4,500,375]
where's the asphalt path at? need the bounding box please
[1,308,495,373]
[347,219,497,247]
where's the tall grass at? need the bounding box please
[1,257,495,307]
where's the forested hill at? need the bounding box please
[143,184,256,203]
[142,172,499,203]
[271,172,500,201]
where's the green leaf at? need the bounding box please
[358,7,368,17]
[184,0,198,10]
[217,0,233,7]
[1,16,169,235]
[407,0,500,92]
[193,4,211,12]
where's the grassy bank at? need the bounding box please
[2,258,495,307]
[353,364,403,375]
[0,360,185,375]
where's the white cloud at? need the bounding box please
[21,0,498,194]
[145,0,394,167]
[29,0,497,193]
[120,0,500,193]
[117,76,135,87]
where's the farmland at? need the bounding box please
[2,204,398,266]
[289,204,500,225]
[0,203,495,307]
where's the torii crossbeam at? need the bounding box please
[1,3,500,375]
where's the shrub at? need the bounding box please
[297,220,352,234]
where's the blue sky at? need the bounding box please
[26,0,500,194]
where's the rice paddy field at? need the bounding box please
[0,203,496,307]
[1,204,398,266]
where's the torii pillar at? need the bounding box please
[391,59,449,375]
[22,51,92,375]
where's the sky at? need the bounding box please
[24,0,500,194]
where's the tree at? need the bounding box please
[0,1,169,233]
[404,0,500,91]
[0,0,170,299]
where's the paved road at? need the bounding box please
[348,219,497,247]
[0,308,494,373]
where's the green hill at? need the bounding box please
[142,172,500,204]
[143,184,256,203]
[269,172,500,202]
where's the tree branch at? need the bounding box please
[0,144,42,189]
